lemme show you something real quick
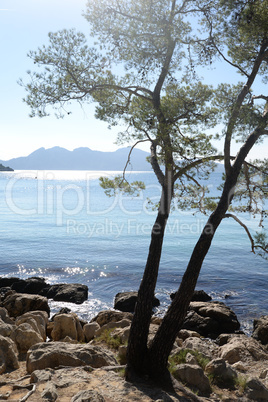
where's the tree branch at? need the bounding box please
[224,39,268,175]
[173,154,225,181]
[224,213,255,252]
[121,139,150,182]
[150,141,165,186]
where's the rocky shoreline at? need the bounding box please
[0,278,268,401]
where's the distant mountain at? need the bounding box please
[0,146,151,171]
[0,163,13,171]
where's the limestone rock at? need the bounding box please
[183,337,218,360]
[95,318,131,337]
[0,307,14,324]
[205,358,237,387]
[83,322,100,342]
[30,369,54,383]
[185,353,198,365]
[220,334,268,364]
[71,390,105,402]
[110,326,131,344]
[41,382,58,401]
[16,310,48,341]
[114,291,160,312]
[14,322,44,353]
[182,301,240,338]
[0,317,15,338]
[91,310,133,327]
[0,335,19,374]
[51,313,85,342]
[3,292,50,318]
[252,315,268,345]
[26,342,117,373]
[173,364,212,396]
[177,329,201,341]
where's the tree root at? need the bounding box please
[19,384,36,402]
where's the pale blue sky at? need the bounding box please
[0,0,267,161]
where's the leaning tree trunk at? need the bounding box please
[147,172,239,380]
[126,181,172,377]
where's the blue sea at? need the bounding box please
[0,169,267,334]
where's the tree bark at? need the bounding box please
[126,177,173,377]
[147,172,239,378]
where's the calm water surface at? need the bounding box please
[0,169,267,334]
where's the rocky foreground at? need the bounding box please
[0,285,268,401]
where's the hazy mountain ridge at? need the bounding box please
[0,146,151,171]
[0,163,13,171]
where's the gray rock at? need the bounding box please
[26,342,117,373]
[114,291,160,313]
[174,364,212,396]
[41,382,58,401]
[0,335,19,374]
[30,369,54,383]
[246,377,268,400]
[183,337,218,360]
[205,358,237,387]
[3,293,50,318]
[252,315,268,345]
[71,390,105,402]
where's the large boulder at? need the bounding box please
[0,307,15,324]
[14,322,44,353]
[171,289,212,302]
[252,315,268,345]
[51,313,85,342]
[95,318,131,337]
[245,377,268,400]
[71,390,105,402]
[10,277,48,294]
[0,277,21,288]
[41,382,58,401]
[91,310,133,327]
[0,335,19,374]
[40,283,88,304]
[182,337,218,360]
[220,334,268,364]
[15,310,48,341]
[182,301,240,338]
[173,364,212,396]
[26,342,117,373]
[205,358,237,387]
[0,318,15,338]
[114,291,160,313]
[3,293,50,318]
[83,322,101,342]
